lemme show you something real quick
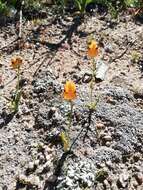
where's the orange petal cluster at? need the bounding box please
[88,40,99,58]
[11,56,23,69]
[63,81,77,101]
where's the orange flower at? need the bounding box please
[88,40,99,58]
[11,56,23,69]
[63,81,77,101]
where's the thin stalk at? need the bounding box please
[67,101,73,148]
[90,58,96,105]
[93,58,96,77]
[13,66,21,113]
[17,66,20,91]
[63,100,74,151]
[69,100,73,129]
[90,80,93,104]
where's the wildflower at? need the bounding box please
[11,56,23,69]
[87,39,99,107]
[10,56,23,113]
[88,40,99,58]
[63,80,77,101]
[62,80,77,151]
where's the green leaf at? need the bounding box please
[85,0,95,6]
[11,89,22,113]
[75,0,82,11]
[60,132,69,152]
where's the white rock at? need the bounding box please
[65,177,73,187]
[28,162,34,170]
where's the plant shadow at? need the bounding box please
[0,112,15,128]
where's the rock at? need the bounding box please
[103,135,112,142]
[38,142,45,149]
[99,131,106,138]
[96,61,108,81]
[72,73,82,83]
[37,162,50,174]
[38,154,45,164]
[47,175,57,183]
[96,123,105,130]
[43,0,53,5]
[65,16,73,22]
[28,162,35,171]
[34,159,40,166]
[66,178,73,187]
[106,160,114,169]
[82,73,92,83]
[46,154,51,162]
[117,171,129,188]
[103,179,110,189]
[133,152,141,162]
[106,97,116,105]
[17,174,28,184]
[104,44,113,53]
[28,175,40,186]
[0,118,5,128]
[48,107,57,118]
[133,165,141,172]
[130,177,138,188]
[67,169,75,178]
[96,183,104,190]
[111,182,118,190]
[135,172,143,185]
[105,141,111,147]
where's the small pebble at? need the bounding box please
[28,162,35,170]
[47,175,57,183]
[106,160,113,169]
[96,123,105,130]
[133,152,141,162]
[104,45,113,53]
[103,179,110,189]
[82,73,92,83]
[111,182,118,190]
[117,171,129,188]
[105,141,111,147]
[18,174,27,183]
[135,172,143,185]
[131,178,138,188]
[106,97,116,105]
[28,175,40,186]
[34,159,40,166]
[38,154,45,163]
[103,135,112,142]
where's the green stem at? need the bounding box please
[90,58,96,105]
[13,66,21,113]
[64,100,73,150]
[17,66,20,92]
[90,80,93,104]
[69,100,73,129]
